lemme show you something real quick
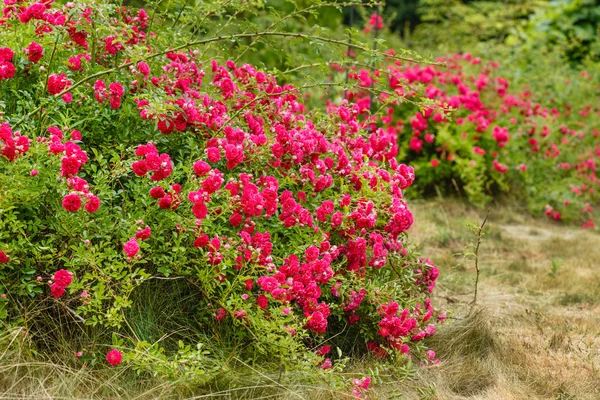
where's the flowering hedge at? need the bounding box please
[336,16,600,227]
[0,0,442,379]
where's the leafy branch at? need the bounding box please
[13,30,441,130]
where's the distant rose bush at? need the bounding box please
[336,18,600,227]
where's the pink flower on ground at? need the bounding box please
[424,349,436,361]
[106,349,123,366]
[319,358,332,369]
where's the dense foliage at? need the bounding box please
[400,0,600,63]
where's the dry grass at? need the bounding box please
[0,326,354,400]
[396,199,600,400]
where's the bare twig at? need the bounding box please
[60,303,87,324]
[471,206,491,306]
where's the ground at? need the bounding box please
[393,199,600,400]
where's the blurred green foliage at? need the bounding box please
[411,0,545,50]
[521,0,600,62]
[380,0,600,63]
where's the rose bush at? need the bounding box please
[0,0,442,384]
[336,15,600,227]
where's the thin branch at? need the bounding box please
[471,206,491,306]
[60,302,87,324]
[13,30,439,129]
[44,32,63,92]
[213,32,440,66]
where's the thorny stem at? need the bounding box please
[60,303,87,324]
[146,0,162,36]
[13,30,442,129]
[44,32,63,92]
[369,4,381,116]
[282,58,392,74]
[471,206,491,306]
[219,32,440,66]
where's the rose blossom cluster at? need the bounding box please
[3,0,66,28]
[351,377,371,399]
[0,122,30,162]
[47,73,73,102]
[132,142,173,181]
[93,80,125,109]
[122,221,152,259]
[50,269,73,298]
[0,1,441,370]
[0,249,9,264]
[106,349,123,366]
[24,41,44,63]
[150,183,182,210]
[0,47,16,81]
[43,126,100,213]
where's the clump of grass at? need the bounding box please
[556,292,597,306]
[0,279,373,400]
[427,308,497,396]
[429,308,496,361]
[507,258,535,274]
[498,271,524,286]
[0,328,145,399]
[126,278,206,348]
